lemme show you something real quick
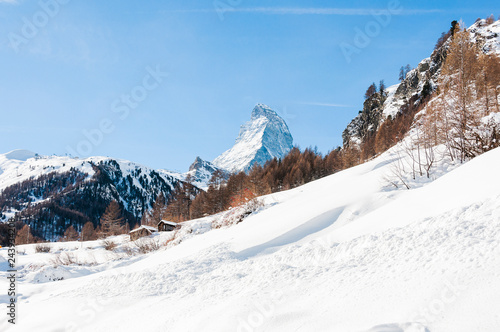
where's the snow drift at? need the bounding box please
[2,143,499,332]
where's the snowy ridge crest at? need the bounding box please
[213,104,293,173]
[0,150,188,237]
[343,19,500,147]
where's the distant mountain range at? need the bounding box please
[0,104,293,239]
[166,103,294,188]
[0,150,189,239]
[3,18,499,241]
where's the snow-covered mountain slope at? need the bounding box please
[0,150,189,238]
[4,144,500,332]
[469,18,500,55]
[163,157,228,190]
[187,156,218,184]
[0,150,95,191]
[0,149,35,181]
[213,104,293,173]
[343,19,500,147]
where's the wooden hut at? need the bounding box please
[129,225,157,241]
[158,220,180,232]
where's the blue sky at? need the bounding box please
[0,0,498,171]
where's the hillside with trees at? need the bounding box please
[0,158,189,241]
[1,18,499,245]
[156,18,500,223]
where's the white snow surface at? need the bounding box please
[2,143,500,332]
[382,83,404,118]
[213,104,293,173]
[131,225,158,233]
[0,151,97,191]
[3,149,37,162]
[469,19,500,55]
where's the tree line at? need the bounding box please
[4,19,499,245]
[12,199,131,245]
[144,145,371,224]
[421,22,500,163]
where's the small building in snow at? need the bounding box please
[130,225,157,241]
[158,220,180,232]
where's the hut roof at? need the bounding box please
[130,225,157,233]
[159,220,177,227]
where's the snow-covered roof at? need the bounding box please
[159,220,178,227]
[130,225,157,233]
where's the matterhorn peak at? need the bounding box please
[251,103,281,121]
[212,104,293,173]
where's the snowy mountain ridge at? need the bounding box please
[162,157,227,190]
[469,18,500,55]
[3,142,500,331]
[0,102,296,234]
[0,149,180,195]
[0,150,190,239]
[343,18,500,147]
[212,104,294,173]
[1,18,500,332]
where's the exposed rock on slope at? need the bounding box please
[342,19,500,148]
[213,104,293,173]
[0,151,189,239]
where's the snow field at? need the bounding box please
[1,144,499,331]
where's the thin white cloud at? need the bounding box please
[297,102,353,108]
[168,7,442,16]
[0,0,18,4]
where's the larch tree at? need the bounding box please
[421,21,500,165]
[364,83,377,99]
[206,170,229,214]
[477,53,500,113]
[99,200,126,238]
[247,163,268,196]
[62,225,79,242]
[189,191,207,220]
[399,65,412,81]
[81,222,96,241]
[143,193,167,227]
[164,176,198,222]
[16,224,34,245]
[485,14,495,25]
[440,24,481,162]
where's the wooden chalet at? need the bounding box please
[129,225,157,241]
[158,220,180,232]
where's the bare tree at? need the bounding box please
[142,193,167,227]
[364,83,377,99]
[81,222,96,241]
[62,225,79,241]
[440,24,481,162]
[99,200,126,238]
[15,224,34,245]
[386,149,411,190]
